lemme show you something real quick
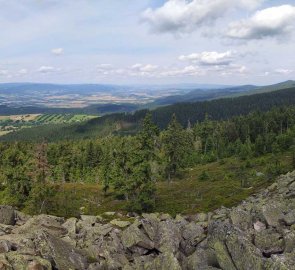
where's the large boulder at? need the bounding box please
[0,206,15,226]
[143,252,182,270]
[34,231,88,270]
[181,222,206,255]
[230,207,252,231]
[13,215,66,237]
[208,221,265,270]
[156,219,181,254]
[0,252,51,270]
[254,229,285,256]
[262,203,284,227]
[122,223,154,251]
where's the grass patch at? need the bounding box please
[26,150,293,218]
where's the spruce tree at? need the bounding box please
[126,113,159,212]
[162,114,192,183]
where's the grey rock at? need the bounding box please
[13,215,66,237]
[0,206,15,226]
[34,231,88,270]
[230,207,252,231]
[0,240,12,253]
[122,223,154,250]
[144,252,181,270]
[283,210,295,226]
[157,219,181,254]
[62,217,77,237]
[254,229,285,255]
[262,203,284,227]
[254,221,266,232]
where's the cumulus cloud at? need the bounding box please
[51,48,64,55]
[227,5,295,39]
[179,51,234,65]
[38,66,56,73]
[142,0,265,34]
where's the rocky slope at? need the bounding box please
[1,171,295,269]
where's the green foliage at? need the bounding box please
[162,114,194,182]
[266,156,284,180]
[2,101,295,216]
[198,170,210,181]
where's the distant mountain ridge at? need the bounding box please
[0,80,294,116]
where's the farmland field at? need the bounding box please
[0,114,97,136]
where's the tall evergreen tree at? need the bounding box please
[126,113,159,212]
[162,114,193,182]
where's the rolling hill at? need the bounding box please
[1,85,295,142]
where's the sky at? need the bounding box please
[0,0,294,85]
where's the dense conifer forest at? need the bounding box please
[1,101,295,215]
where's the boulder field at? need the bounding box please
[2,171,295,269]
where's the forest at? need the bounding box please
[1,104,295,216]
[2,86,295,142]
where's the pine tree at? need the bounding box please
[162,114,192,183]
[126,113,159,212]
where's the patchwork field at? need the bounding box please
[0,114,96,136]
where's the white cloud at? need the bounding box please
[160,65,205,77]
[38,66,56,73]
[227,5,295,39]
[51,48,64,55]
[275,68,293,75]
[212,63,248,76]
[179,51,234,65]
[18,68,28,75]
[0,69,8,76]
[131,64,158,72]
[142,0,265,34]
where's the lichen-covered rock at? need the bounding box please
[122,223,154,250]
[110,219,130,228]
[0,240,12,254]
[156,219,181,254]
[3,252,52,270]
[262,203,284,227]
[230,207,252,231]
[144,252,182,270]
[208,221,265,270]
[141,213,160,241]
[62,217,77,238]
[0,206,15,226]
[181,222,206,255]
[13,215,66,237]
[283,210,295,226]
[34,231,88,270]
[254,229,285,256]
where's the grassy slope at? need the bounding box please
[18,150,292,218]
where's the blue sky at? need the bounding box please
[0,0,294,85]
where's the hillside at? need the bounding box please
[1,170,295,269]
[152,85,257,106]
[244,80,295,95]
[2,86,295,142]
